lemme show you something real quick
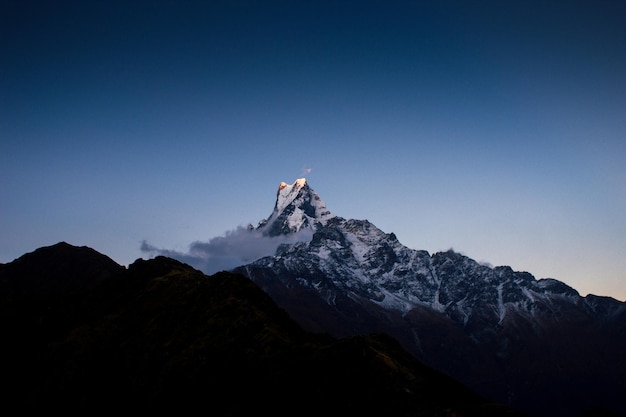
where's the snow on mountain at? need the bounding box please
[245,178,621,329]
[256,178,334,236]
[248,212,597,330]
[234,178,626,417]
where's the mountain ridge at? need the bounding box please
[0,241,526,416]
[4,178,624,416]
[234,178,626,417]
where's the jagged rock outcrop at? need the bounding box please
[256,177,334,236]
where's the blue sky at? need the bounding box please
[2,1,625,300]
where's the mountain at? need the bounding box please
[0,242,525,416]
[0,241,125,298]
[235,179,626,417]
[256,177,334,236]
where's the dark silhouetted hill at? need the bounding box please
[0,242,526,416]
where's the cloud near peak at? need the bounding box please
[141,226,313,274]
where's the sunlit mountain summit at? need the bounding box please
[256,178,334,236]
[235,178,626,417]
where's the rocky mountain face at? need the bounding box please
[0,242,525,416]
[256,177,334,236]
[235,179,626,417]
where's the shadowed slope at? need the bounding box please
[0,242,525,416]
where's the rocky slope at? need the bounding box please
[235,179,626,417]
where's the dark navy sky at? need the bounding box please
[2,1,625,299]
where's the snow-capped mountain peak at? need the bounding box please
[257,178,334,236]
[275,178,308,213]
[234,178,626,417]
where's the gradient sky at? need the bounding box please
[2,1,625,300]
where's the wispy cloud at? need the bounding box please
[141,226,313,274]
[301,165,313,176]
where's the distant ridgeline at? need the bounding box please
[235,178,626,417]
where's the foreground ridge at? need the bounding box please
[0,242,525,416]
